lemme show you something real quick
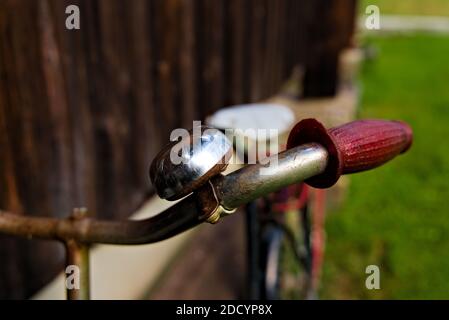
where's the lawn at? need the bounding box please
[321,34,449,299]
[360,0,449,17]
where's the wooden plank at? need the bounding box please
[196,0,226,116]
[227,0,251,104]
[179,0,199,127]
[303,0,357,97]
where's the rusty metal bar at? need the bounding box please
[0,197,202,244]
[65,239,90,300]
[0,143,328,245]
[65,209,91,300]
[215,143,328,209]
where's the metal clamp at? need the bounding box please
[197,180,236,224]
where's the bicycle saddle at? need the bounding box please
[150,126,233,200]
[206,103,295,142]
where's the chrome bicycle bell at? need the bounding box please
[150,126,233,201]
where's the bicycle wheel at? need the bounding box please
[259,221,309,300]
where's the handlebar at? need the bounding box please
[0,119,413,245]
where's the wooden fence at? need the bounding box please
[0,0,356,298]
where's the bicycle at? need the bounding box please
[0,117,412,300]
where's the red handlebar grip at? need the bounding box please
[287,119,413,188]
[329,119,412,174]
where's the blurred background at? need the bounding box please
[0,0,447,299]
[323,0,449,299]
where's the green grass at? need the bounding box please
[321,34,449,299]
[360,0,449,17]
